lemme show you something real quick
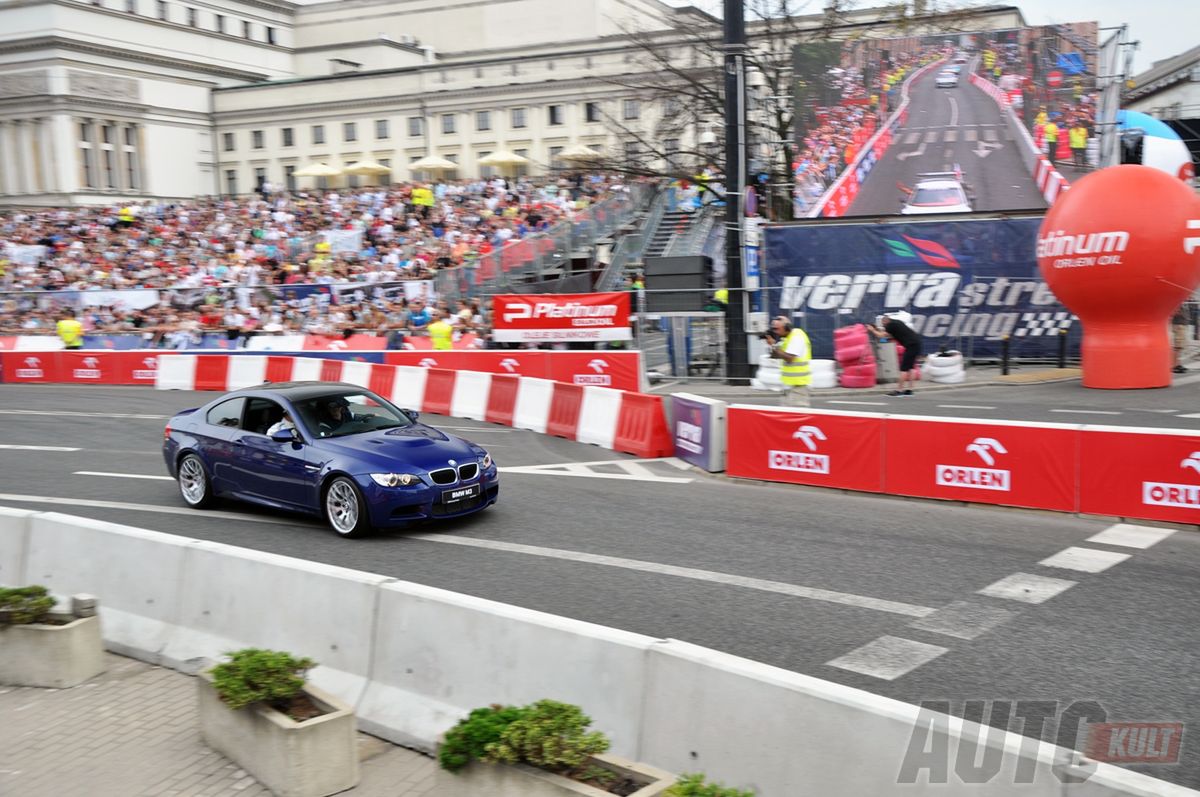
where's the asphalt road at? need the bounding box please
[848,62,1047,216]
[1,384,1198,789]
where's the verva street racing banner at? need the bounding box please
[491,293,632,342]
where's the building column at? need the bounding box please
[52,115,78,194]
[0,121,12,195]
[37,117,56,194]
[16,120,35,194]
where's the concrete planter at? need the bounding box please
[0,614,105,688]
[435,753,677,797]
[197,670,359,797]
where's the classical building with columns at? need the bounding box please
[0,0,1024,205]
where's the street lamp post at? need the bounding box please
[723,0,752,384]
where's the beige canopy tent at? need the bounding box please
[408,155,458,176]
[343,159,392,185]
[557,143,605,162]
[291,162,342,178]
[478,149,530,177]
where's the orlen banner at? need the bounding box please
[882,416,1079,512]
[1080,427,1200,524]
[726,405,884,493]
[764,216,1078,359]
[491,292,631,343]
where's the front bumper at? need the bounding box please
[360,468,499,527]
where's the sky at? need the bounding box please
[661,1,1198,74]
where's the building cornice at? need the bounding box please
[0,35,273,83]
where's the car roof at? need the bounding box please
[229,381,375,400]
[912,179,963,190]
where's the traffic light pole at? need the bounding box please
[723,0,752,384]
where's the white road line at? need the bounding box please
[924,131,938,143]
[1038,547,1131,574]
[977,572,1076,604]
[826,400,888,406]
[825,636,948,681]
[1123,409,1178,414]
[944,129,957,143]
[908,600,1017,641]
[938,404,996,410]
[408,534,934,617]
[0,493,292,525]
[948,95,959,127]
[0,409,169,420]
[0,444,81,452]
[499,462,692,483]
[1087,524,1176,549]
[903,131,920,145]
[966,129,979,142]
[436,426,514,433]
[74,471,174,481]
[1177,412,1200,419]
[1048,409,1122,416]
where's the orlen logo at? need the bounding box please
[16,356,44,379]
[502,300,619,327]
[418,357,438,368]
[1185,219,1200,255]
[326,339,348,351]
[1036,228,1131,269]
[935,437,1011,491]
[499,357,520,373]
[1142,452,1200,509]
[72,356,102,380]
[768,425,829,475]
[573,358,612,386]
[884,235,961,269]
[133,356,158,381]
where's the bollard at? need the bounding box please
[1001,335,1011,376]
[1058,328,1068,369]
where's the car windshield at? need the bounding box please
[293,391,414,439]
[911,186,965,207]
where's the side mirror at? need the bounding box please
[404,409,419,422]
[271,428,298,443]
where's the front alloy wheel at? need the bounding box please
[324,477,371,538]
[178,454,213,509]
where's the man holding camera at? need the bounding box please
[765,315,812,407]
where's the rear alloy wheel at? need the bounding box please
[324,477,371,538]
[178,454,213,509]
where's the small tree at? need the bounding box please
[0,586,56,625]
[209,648,315,711]
[484,699,611,772]
[439,704,528,773]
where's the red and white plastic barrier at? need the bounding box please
[153,354,673,459]
[727,406,1200,525]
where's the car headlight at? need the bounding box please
[370,473,417,487]
[481,452,492,469]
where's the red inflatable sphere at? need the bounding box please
[1037,165,1200,389]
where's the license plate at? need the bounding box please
[441,484,481,504]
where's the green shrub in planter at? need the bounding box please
[209,648,316,711]
[666,773,755,797]
[485,699,611,772]
[0,586,56,625]
[439,704,529,773]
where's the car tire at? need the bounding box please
[926,352,963,368]
[929,370,966,384]
[835,344,870,364]
[923,361,964,379]
[323,477,372,539]
[177,453,214,509]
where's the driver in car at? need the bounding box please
[317,397,357,434]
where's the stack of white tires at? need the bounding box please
[751,353,784,391]
[924,350,966,384]
[809,359,837,389]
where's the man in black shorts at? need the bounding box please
[868,312,922,396]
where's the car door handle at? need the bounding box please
[304,465,320,472]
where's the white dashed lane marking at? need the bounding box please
[1048,409,1122,416]
[825,636,948,681]
[0,445,81,451]
[977,572,1077,604]
[1086,524,1176,549]
[907,601,1018,641]
[74,471,173,481]
[1038,547,1131,574]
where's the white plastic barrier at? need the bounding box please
[356,580,651,756]
[389,365,428,411]
[25,513,192,661]
[0,506,33,584]
[161,541,390,707]
[339,360,374,390]
[225,355,268,390]
[290,356,324,383]
[155,353,198,390]
[576,386,623,448]
[449,370,492,421]
[512,376,555,434]
[245,335,307,351]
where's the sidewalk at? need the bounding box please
[0,653,437,797]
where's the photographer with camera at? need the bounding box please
[764,315,812,407]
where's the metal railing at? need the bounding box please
[664,205,718,257]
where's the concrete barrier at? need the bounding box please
[0,506,34,585]
[161,541,390,706]
[24,513,191,662]
[450,370,492,421]
[356,580,652,755]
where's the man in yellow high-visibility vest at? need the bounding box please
[56,311,84,350]
[767,315,811,407]
[428,311,454,351]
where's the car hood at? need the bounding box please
[313,423,481,473]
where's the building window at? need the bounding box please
[511,107,526,129]
[266,26,276,45]
[441,114,456,134]
[663,97,682,117]
[312,125,325,145]
[664,138,680,168]
[156,0,166,20]
[251,130,263,149]
[225,169,237,196]
[514,148,529,178]
[408,117,423,137]
[624,141,640,163]
[478,151,493,178]
[548,105,564,126]
[549,145,563,170]
[585,102,601,123]
[78,120,96,188]
[242,20,252,39]
[623,99,640,120]
[475,111,490,132]
[254,167,266,193]
[284,164,296,192]
[186,7,196,26]
[281,127,293,147]
[126,0,137,14]
[375,119,389,139]
[122,126,140,191]
[215,13,223,33]
[343,122,357,142]
[101,124,117,189]
[222,132,234,152]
